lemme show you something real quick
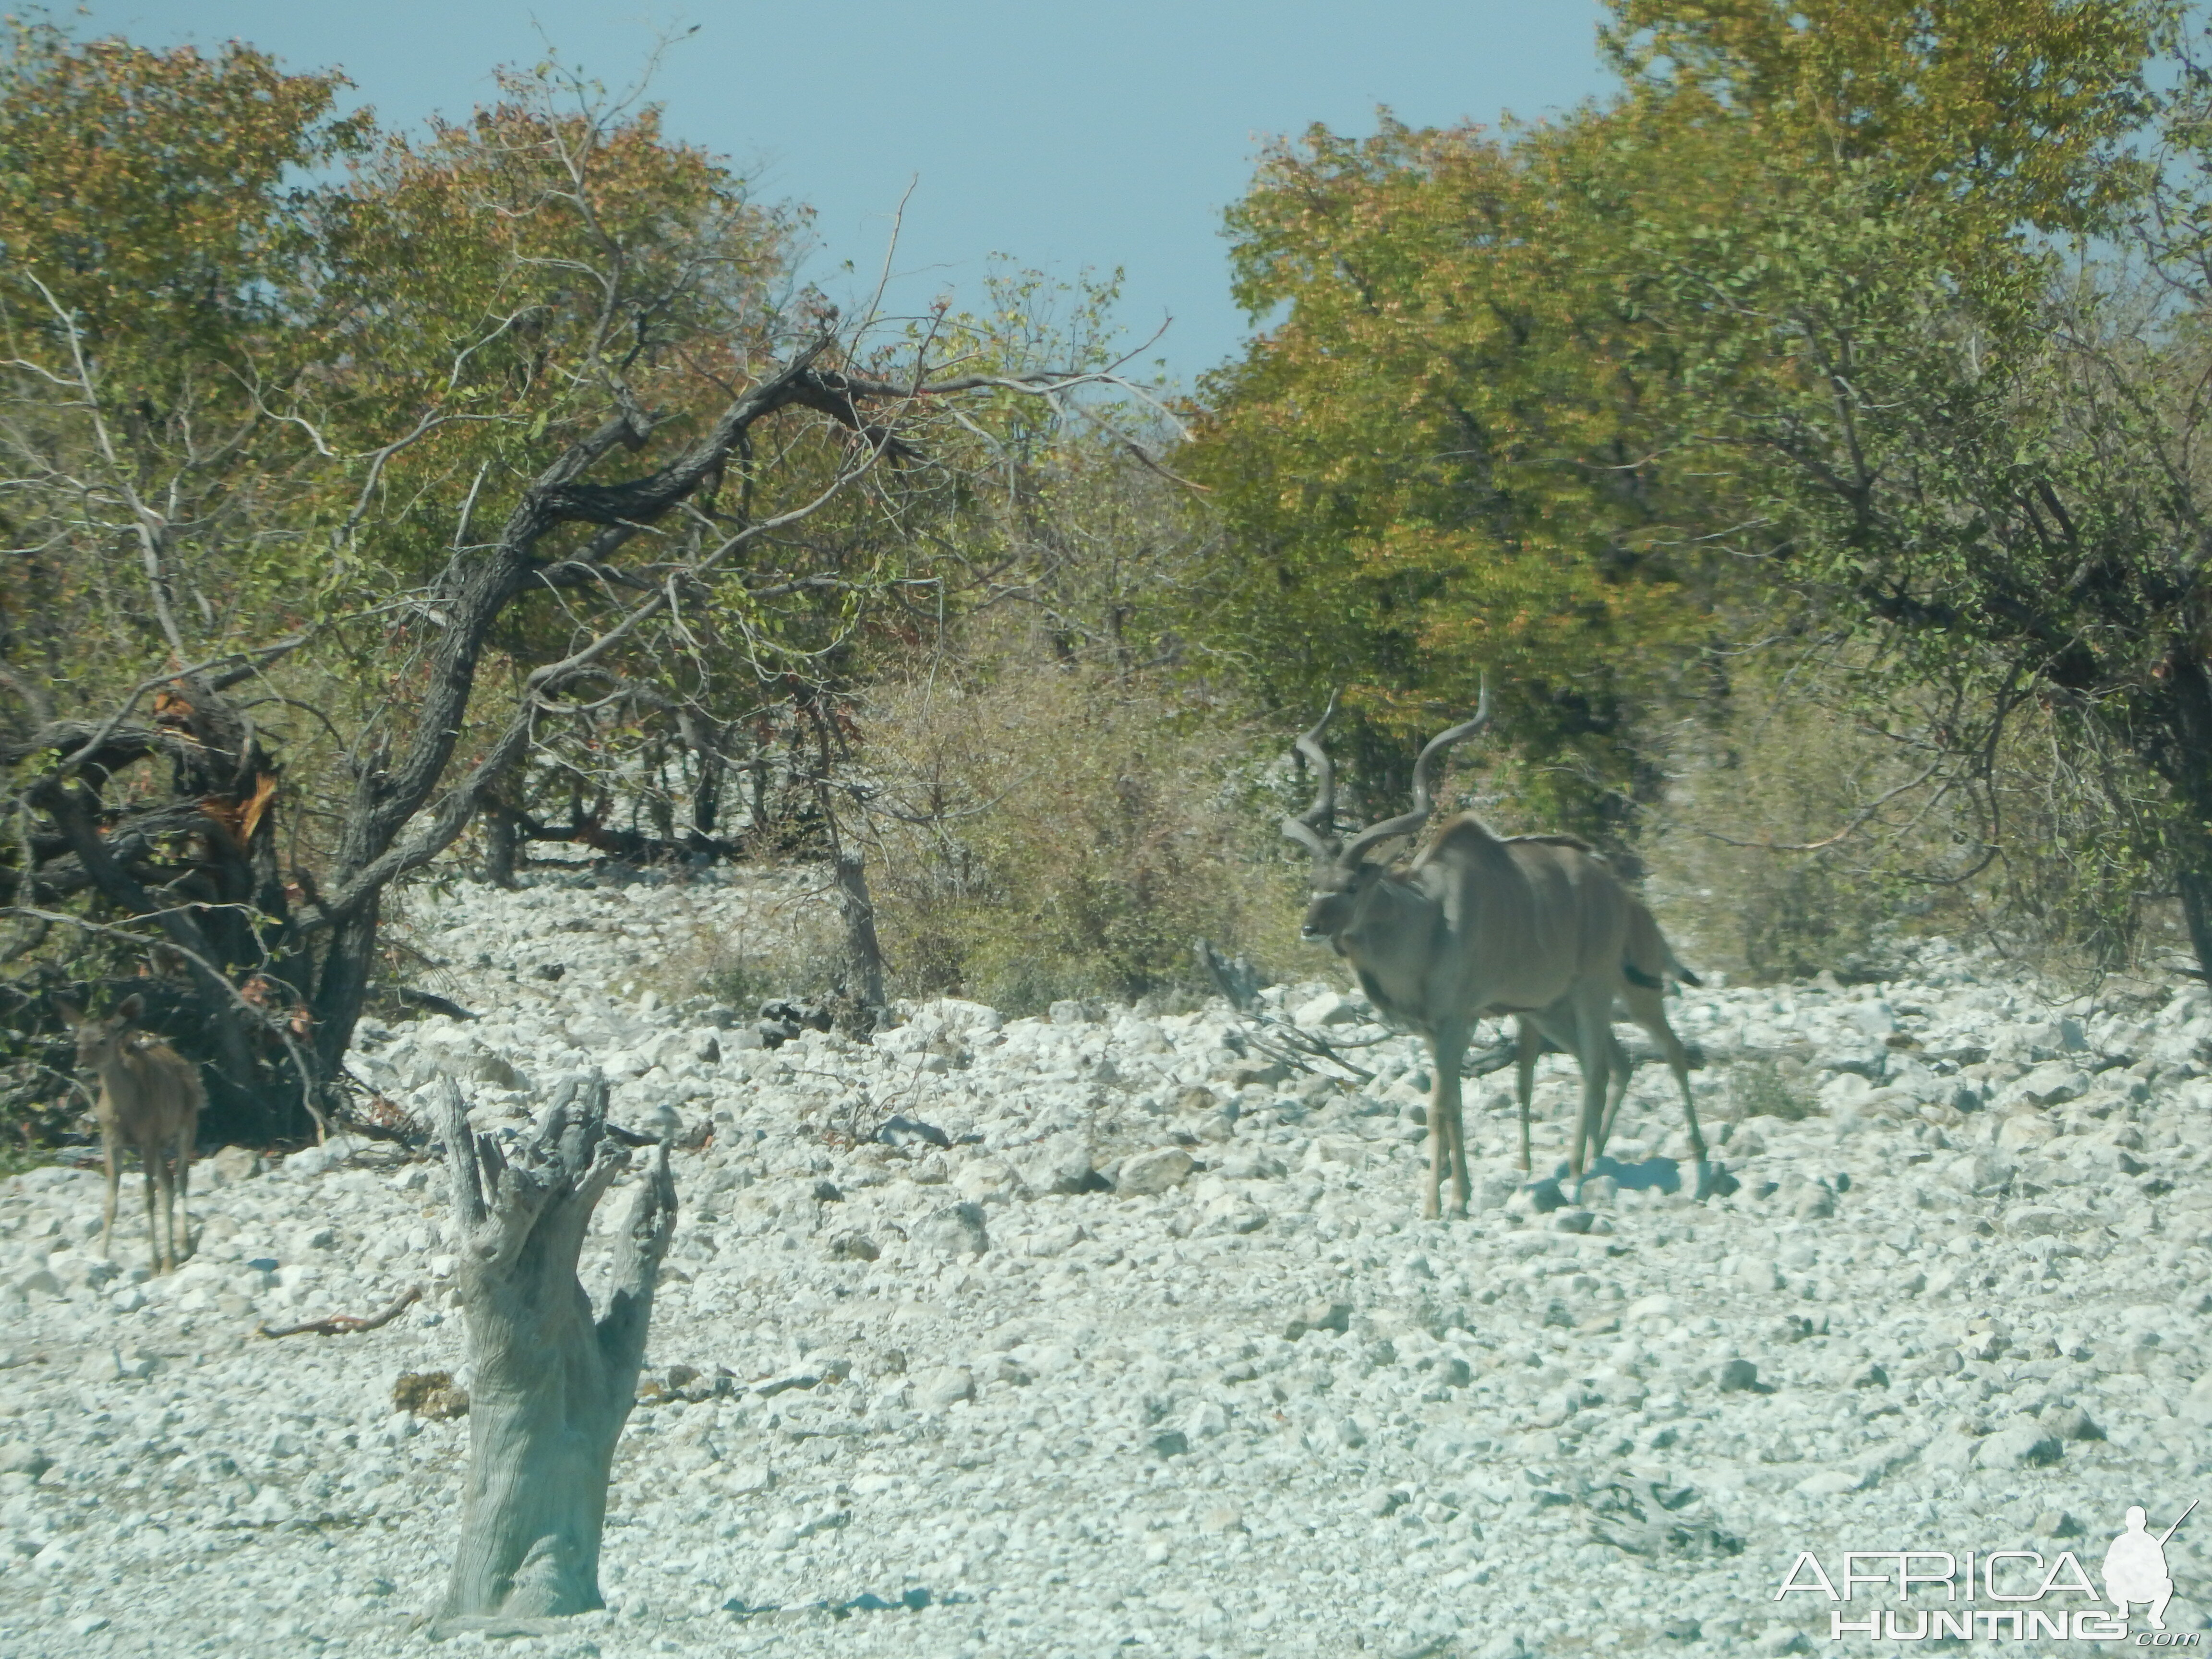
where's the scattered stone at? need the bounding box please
[204,1145,262,1186]
[0,1444,53,1479]
[1717,1359,1763,1394]
[913,1202,990,1258]
[1118,1147,1195,1195]
[2042,1404,2104,1442]
[877,1115,950,1149]
[1286,1299,1353,1341]
[912,1366,975,1410]
[1976,1419,2064,1467]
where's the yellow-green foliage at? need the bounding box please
[861,667,1308,1013]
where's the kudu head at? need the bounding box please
[1279,686,1493,950]
[58,993,145,1070]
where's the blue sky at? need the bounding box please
[78,1,1618,385]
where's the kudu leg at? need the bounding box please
[1421,1026,1476,1220]
[1625,992,1706,1164]
[1422,1039,1447,1221]
[140,1152,162,1274]
[1433,1023,1473,1219]
[1591,1034,1635,1163]
[173,1121,192,1263]
[1566,985,1614,1180]
[1662,1034,1705,1163]
[1513,1016,1538,1175]
[99,1129,120,1262]
[156,1151,177,1275]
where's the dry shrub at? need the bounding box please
[1635,640,2187,985]
[1636,659,1973,984]
[861,667,1306,1013]
[647,881,847,1011]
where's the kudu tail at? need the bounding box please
[1622,954,1702,992]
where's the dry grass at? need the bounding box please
[858,665,1310,1014]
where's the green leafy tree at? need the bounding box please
[1191,0,2212,979]
[0,31,1146,1139]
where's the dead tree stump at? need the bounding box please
[431,1073,676,1630]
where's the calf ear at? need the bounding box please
[54,998,83,1025]
[117,993,145,1021]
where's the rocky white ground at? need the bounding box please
[6,867,2212,1658]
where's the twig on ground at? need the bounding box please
[256,1283,423,1339]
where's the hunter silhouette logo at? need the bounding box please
[1776,1500,2201,1643]
[2106,1502,2194,1634]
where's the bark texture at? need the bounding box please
[433,1073,676,1627]
[832,848,888,1034]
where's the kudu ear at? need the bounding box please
[54,998,83,1026]
[116,993,145,1022]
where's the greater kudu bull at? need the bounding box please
[1280,693,1706,1217]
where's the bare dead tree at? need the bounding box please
[432,1072,676,1630]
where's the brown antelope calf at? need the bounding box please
[58,995,203,1272]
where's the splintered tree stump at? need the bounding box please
[431,1072,676,1630]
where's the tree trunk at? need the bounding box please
[677,706,725,848]
[2176,850,2212,985]
[432,1073,676,1632]
[481,801,520,890]
[832,847,888,1034]
[2151,654,2212,984]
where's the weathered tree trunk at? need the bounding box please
[481,801,520,890]
[832,847,888,1034]
[676,705,726,849]
[432,1073,676,1632]
[2143,654,2212,984]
